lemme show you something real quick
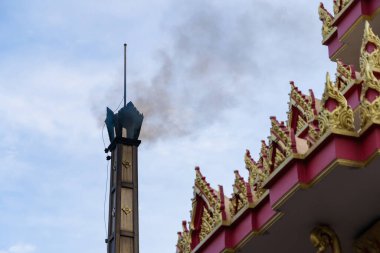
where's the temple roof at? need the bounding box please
[176,21,380,253]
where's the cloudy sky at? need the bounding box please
[0,0,337,252]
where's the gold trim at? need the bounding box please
[339,7,380,42]
[272,183,301,210]
[339,14,368,42]
[191,223,223,253]
[333,0,356,25]
[330,8,380,60]
[221,249,235,253]
[263,155,294,187]
[322,27,338,44]
[234,212,284,250]
[271,152,379,212]
[256,212,284,235]
[331,44,348,61]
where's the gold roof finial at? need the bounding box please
[318,3,335,40]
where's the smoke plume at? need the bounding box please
[93,0,317,143]
[130,3,257,142]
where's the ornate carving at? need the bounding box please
[310,225,342,253]
[230,171,251,217]
[245,150,267,199]
[259,140,272,175]
[333,0,352,15]
[360,21,380,72]
[359,22,380,128]
[296,115,307,132]
[319,72,355,135]
[319,3,335,40]
[287,82,320,145]
[176,221,191,253]
[270,117,292,156]
[194,168,219,209]
[199,208,217,241]
[288,82,316,124]
[335,60,355,91]
[193,168,222,243]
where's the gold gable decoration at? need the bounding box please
[287,82,320,144]
[230,170,252,217]
[193,168,223,242]
[268,117,295,169]
[288,82,316,124]
[176,221,191,253]
[318,72,355,135]
[257,140,272,175]
[319,3,335,40]
[194,168,219,209]
[245,150,267,199]
[359,22,380,128]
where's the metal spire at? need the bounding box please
[124,43,127,107]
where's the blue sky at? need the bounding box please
[0,1,336,252]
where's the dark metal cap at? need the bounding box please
[105,101,144,142]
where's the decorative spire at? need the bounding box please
[105,44,143,143]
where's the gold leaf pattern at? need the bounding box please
[193,169,222,243]
[245,150,267,199]
[359,22,380,128]
[199,208,219,241]
[319,72,355,135]
[176,222,191,253]
[230,171,249,217]
[319,3,335,40]
[333,0,352,15]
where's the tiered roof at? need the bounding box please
[176,14,380,253]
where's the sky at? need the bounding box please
[0,0,337,252]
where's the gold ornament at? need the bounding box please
[319,3,335,40]
[333,0,352,15]
[245,150,267,199]
[199,208,218,241]
[287,82,319,144]
[192,169,222,243]
[318,72,355,135]
[176,222,191,253]
[335,60,355,91]
[310,225,342,253]
[359,22,380,128]
[121,206,132,215]
[259,141,272,175]
[229,171,249,217]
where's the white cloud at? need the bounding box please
[0,243,36,253]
